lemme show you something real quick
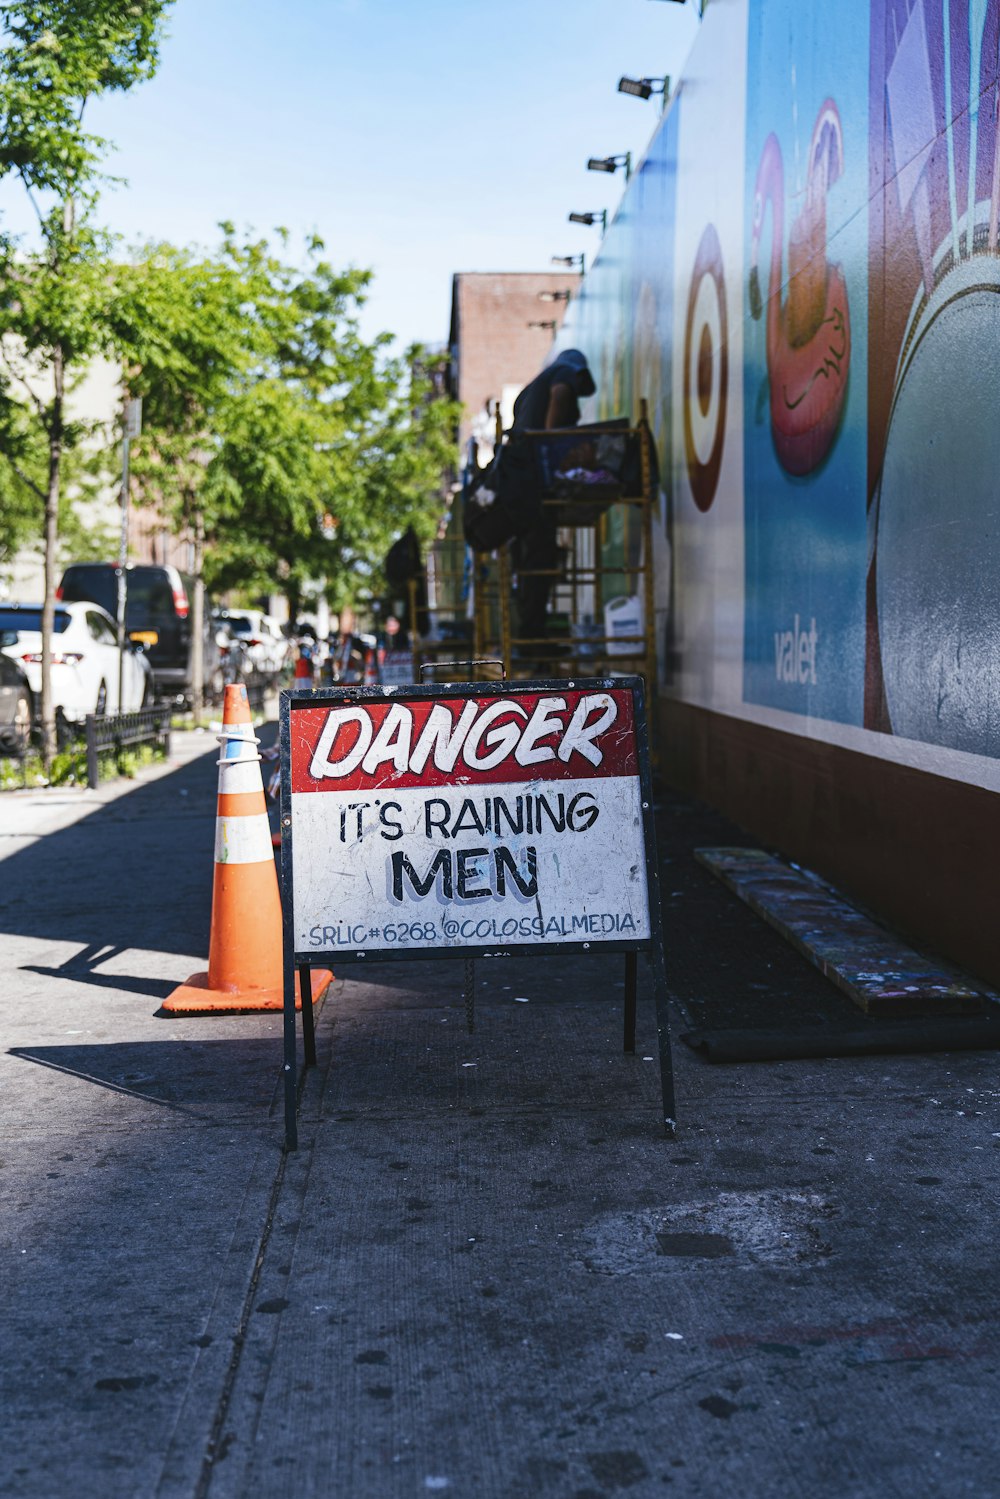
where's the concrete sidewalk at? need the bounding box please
[2,734,999,1498]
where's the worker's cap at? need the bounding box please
[557,348,596,397]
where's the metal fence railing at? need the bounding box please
[84,706,172,790]
[0,722,33,788]
[1,673,286,792]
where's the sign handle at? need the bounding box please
[419,659,506,680]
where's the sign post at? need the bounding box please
[279,676,675,1148]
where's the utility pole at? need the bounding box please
[117,397,142,713]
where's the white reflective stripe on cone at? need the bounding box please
[216,759,264,795]
[214,814,273,865]
[218,725,260,760]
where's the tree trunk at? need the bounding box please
[286,581,301,630]
[40,344,64,771]
[191,505,205,720]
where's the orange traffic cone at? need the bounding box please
[163,683,331,1013]
[294,651,313,684]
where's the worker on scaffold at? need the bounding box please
[506,348,596,659]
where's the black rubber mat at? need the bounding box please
[683,1018,1000,1062]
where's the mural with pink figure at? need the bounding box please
[553,0,1000,775]
[748,101,851,476]
[743,0,870,727]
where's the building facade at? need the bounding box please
[2,354,192,602]
[553,0,1000,986]
[448,271,581,458]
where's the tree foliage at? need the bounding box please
[0,0,174,760]
[0,1,165,200]
[0,0,458,749]
[118,228,459,616]
[0,0,174,374]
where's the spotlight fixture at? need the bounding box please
[568,210,608,232]
[618,75,669,102]
[552,253,585,271]
[527,319,557,330]
[587,152,631,180]
[538,289,571,303]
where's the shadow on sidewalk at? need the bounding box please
[20,943,177,1002]
[1,742,221,976]
[7,1036,283,1121]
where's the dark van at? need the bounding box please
[57,563,221,704]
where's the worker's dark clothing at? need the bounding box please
[508,350,595,653]
[510,352,591,430]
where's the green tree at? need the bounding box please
[0,391,44,566]
[118,229,458,685]
[326,346,456,613]
[109,241,260,716]
[0,0,173,762]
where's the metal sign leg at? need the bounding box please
[299,965,317,1067]
[283,945,298,1152]
[623,951,637,1054]
[464,956,476,1034]
[647,945,677,1136]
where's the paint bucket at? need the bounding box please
[604,595,643,657]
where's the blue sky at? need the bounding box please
[0,0,700,350]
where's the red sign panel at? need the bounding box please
[290,688,636,793]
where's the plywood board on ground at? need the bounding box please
[696,847,990,1018]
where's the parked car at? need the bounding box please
[212,610,288,678]
[0,601,150,721]
[0,652,32,754]
[58,562,224,705]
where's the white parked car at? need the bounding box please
[0,601,150,722]
[213,610,289,677]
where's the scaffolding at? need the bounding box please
[480,399,657,681]
[405,400,658,686]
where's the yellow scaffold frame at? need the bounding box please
[407,399,658,689]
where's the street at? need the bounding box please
[2,728,999,1498]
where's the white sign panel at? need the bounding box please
[287,684,653,957]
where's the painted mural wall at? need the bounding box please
[556,0,1000,795]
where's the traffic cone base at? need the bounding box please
[163,967,333,1015]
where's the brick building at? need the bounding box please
[447,271,581,458]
